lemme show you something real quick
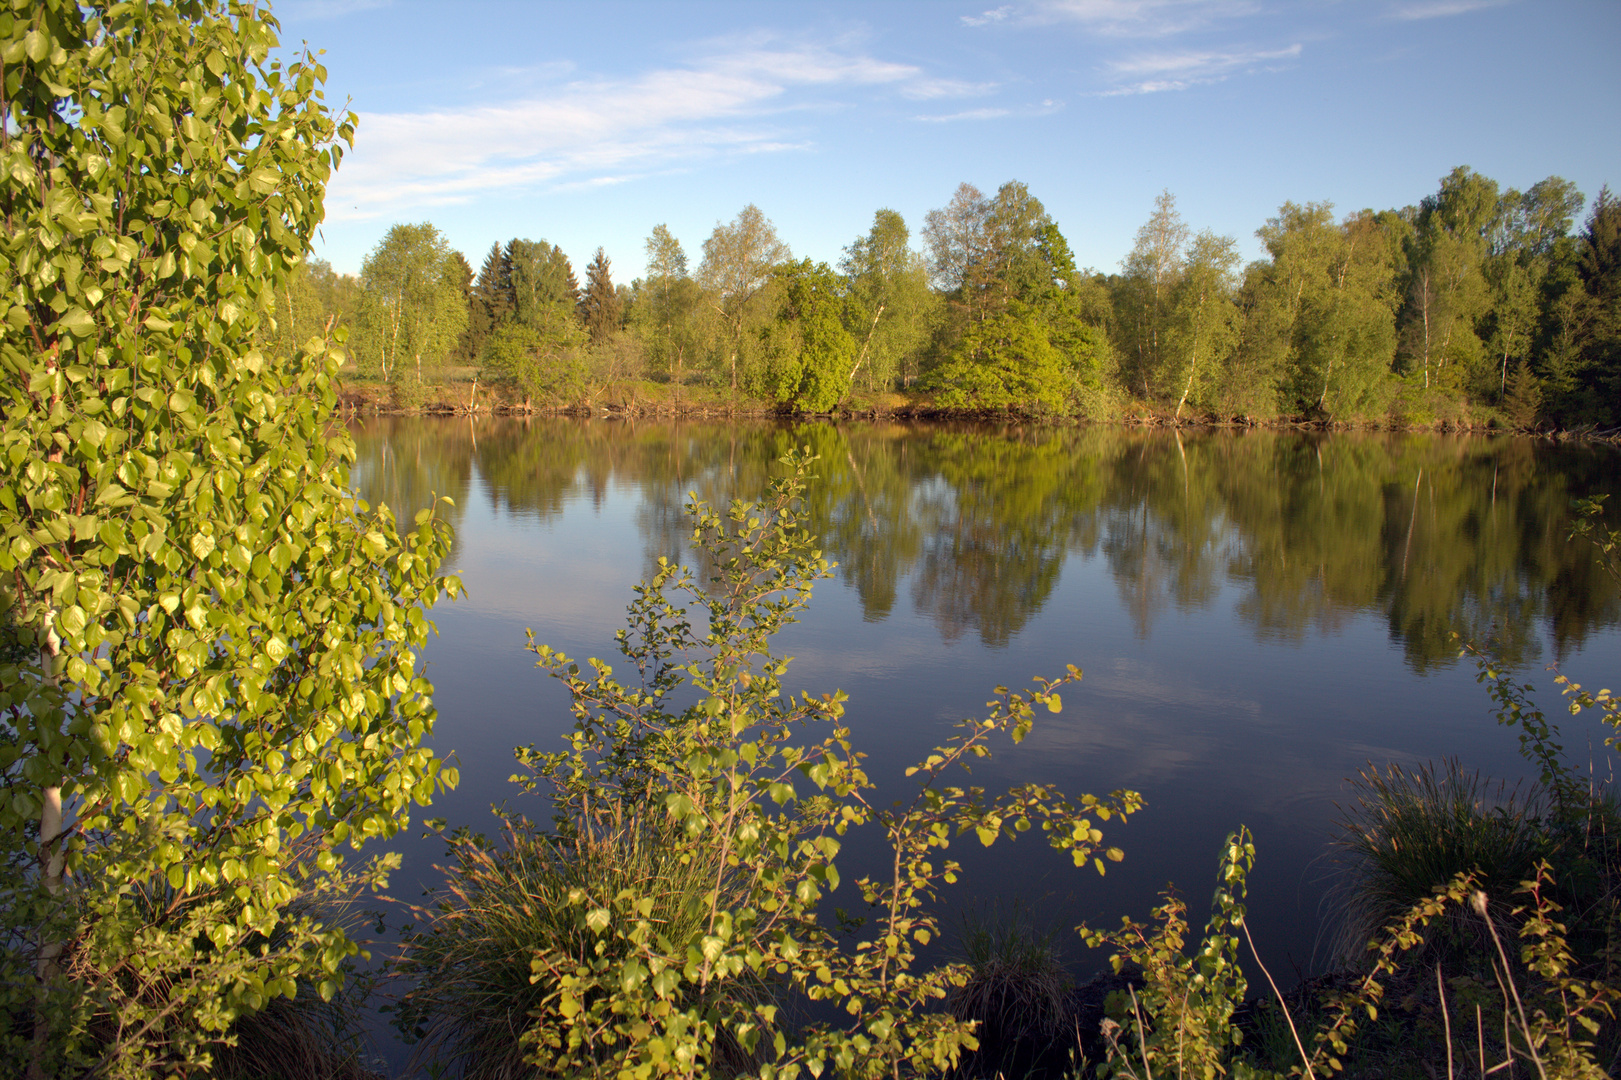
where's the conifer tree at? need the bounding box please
[469,242,513,361]
[580,247,624,344]
[1573,187,1621,424]
[447,250,475,362]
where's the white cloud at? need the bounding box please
[961,5,1014,27]
[1034,0,1260,37]
[913,99,1061,122]
[1100,41,1301,94]
[1388,0,1510,19]
[914,107,1013,123]
[901,77,999,101]
[325,39,948,221]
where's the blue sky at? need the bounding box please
[270,0,1621,283]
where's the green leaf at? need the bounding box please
[57,307,95,337]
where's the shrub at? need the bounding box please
[391,817,752,1080]
[948,902,1075,1079]
[395,450,1142,1079]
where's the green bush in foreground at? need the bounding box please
[393,465,1619,1079]
[395,450,1141,1079]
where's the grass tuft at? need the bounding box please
[1329,758,1544,965]
[391,816,754,1080]
[948,902,1075,1078]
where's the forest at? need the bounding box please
[279,168,1621,429]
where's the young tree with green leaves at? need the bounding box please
[631,225,709,398]
[0,2,461,1074]
[698,204,791,395]
[1397,167,1498,392]
[1165,230,1241,419]
[264,257,361,370]
[356,221,470,386]
[841,209,935,391]
[760,260,857,413]
[1116,190,1191,401]
[1237,202,1401,419]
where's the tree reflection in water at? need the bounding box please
[347,416,1619,669]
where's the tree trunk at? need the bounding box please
[30,615,64,1080]
[847,304,886,390]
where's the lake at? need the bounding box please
[347,415,1620,1063]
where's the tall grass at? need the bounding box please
[390,816,758,1080]
[1330,758,1544,964]
[948,903,1075,1078]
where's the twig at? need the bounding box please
[1127,985,1154,1080]
[1437,963,1453,1080]
[1474,892,1546,1080]
[1241,919,1315,1080]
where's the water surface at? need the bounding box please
[348,417,1620,1039]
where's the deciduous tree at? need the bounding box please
[1117,190,1190,400]
[698,204,791,393]
[356,222,469,385]
[0,3,460,1074]
[840,209,934,391]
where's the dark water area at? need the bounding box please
[346,415,1620,1072]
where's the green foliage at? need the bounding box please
[762,260,858,413]
[580,247,624,345]
[699,204,792,393]
[264,258,361,372]
[1567,188,1621,425]
[0,1,460,1072]
[944,902,1076,1079]
[841,209,936,392]
[1083,829,1259,1080]
[632,225,711,393]
[395,450,1140,1079]
[355,221,470,385]
[482,320,588,407]
[928,306,1071,411]
[392,818,741,1079]
[1331,760,1545,963]
[1503,359,1543,428]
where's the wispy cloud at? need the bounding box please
[1100,41,1301,94]
[1388,0,1510,19]
[325,38,951,221]
[961,5,1014,27]
[915,107,1012,123]
[901,76,999,100]
[1033,0,1261,37]
[913,99,1061,122]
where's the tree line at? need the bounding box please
[281,168,1621,428]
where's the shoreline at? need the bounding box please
[335,381,1621,442]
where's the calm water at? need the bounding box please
[348,416,1620,1063]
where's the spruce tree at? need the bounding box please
[580,247,624,343]
[1574,187,1621,424]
